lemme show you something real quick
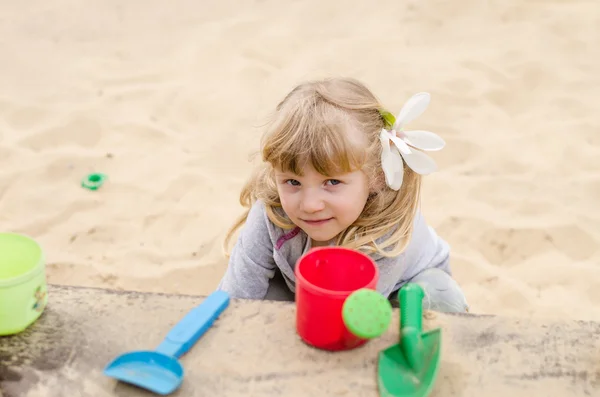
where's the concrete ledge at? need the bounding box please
[1,284,599,397]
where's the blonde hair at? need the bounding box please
[223,77,422,258]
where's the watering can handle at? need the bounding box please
[399,283,425,372]
[155,290,230,358]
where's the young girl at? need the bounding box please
[217,77,468,313]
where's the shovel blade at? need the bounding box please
[377,329,441,397]
[104,351,184,395]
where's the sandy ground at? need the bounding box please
[1,0,598,320]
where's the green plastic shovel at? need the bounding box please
[377,283,441,397]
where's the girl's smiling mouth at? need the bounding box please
[302,218,333,226]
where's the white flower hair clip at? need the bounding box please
[378,92,445,191]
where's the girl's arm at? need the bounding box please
[375,210,452,297]
[390,211,468,312]
[403,210,451,276]
[216,201,277,299]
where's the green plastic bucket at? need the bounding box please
[0,233,48,335]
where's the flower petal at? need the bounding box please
[381,147,395,186]
[400,149,438,175]
[379,128,391,151]
[393,92,431,130]
[389,134,412,155]
[403,130,446,151]
[381,146,404,191]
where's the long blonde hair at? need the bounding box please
[224,77,422,258]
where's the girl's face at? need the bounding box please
[275,163,370,246]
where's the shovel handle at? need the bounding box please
[156,290,230,358]
[400,283,424,333]
[399,283,424,372]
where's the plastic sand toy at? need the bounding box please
[0,233,48,335]
[82,173,106,190]
[295,247,392,351]
[104,290,230,395]
[342,288,392,340]
[377,283,442,397]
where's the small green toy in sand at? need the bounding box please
[82,173,107,190]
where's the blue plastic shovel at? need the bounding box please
[104,290,230,395]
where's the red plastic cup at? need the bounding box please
[295,246,379,351]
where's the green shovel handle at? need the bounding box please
[399,283,425,372]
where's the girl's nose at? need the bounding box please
[300,191,326,213]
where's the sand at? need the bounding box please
[0,0,598,321]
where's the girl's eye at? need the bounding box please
[285,179,301,186]
[326,179,342,186]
